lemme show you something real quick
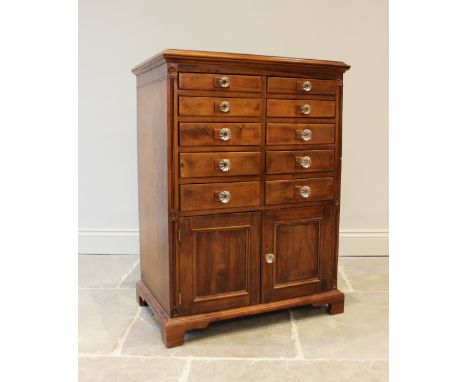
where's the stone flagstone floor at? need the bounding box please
[78,255,388,382]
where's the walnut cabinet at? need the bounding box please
[133,50,350,348]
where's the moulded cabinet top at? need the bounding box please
[132,49,351,75]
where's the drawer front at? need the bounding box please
[267,123,334,145]
[266,177,334,205]
[180,152,261,178]
[179,123,261,146]
[266,150,335,174]
[179,73,261,92]
[180,181,261,211]
[268,77,336,95]
[179,96,261,116]
[267,99,335,118]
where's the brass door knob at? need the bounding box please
[299,185,311,198]
[265,253,275,264]
[300,129,312,141]
[301,81,312,92]
[299,156,312,168]
[219,76,230,88]
[218,190,231,204]
[219,127,231,141]
[219,101,231,113]
[300,104,311,115]
[218,159,231,172]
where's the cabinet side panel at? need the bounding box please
[331,75,344,288]
[137,70,170,313]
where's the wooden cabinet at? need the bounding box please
[133,49,350,348]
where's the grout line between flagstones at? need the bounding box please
[289,309,304,359]
[117,259,140,288]
[338,263,355,292]
[108,306,142,356]
[78,353,389,362]
[179,357,192,382]
[79,287,135,290]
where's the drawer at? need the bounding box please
[267,99,335,118]
[179,96,261,116]
[266,150,334,174]
[268,77,336,95]
[179,123,261,146]
[266,177,334,205]
[180,152,261,178]
[180,181,261,211]
[267,123,334,145]
[179,73,261,92]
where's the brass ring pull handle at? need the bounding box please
[301,81,312,92]
[218,159,231,172]
[265,253,275,264]
[299,185,311,198]
[300,104,311,115]
[218,190,231,204]
[300,129,312,141]
[219,127,231,141]
[299,156,312,168]
[219,76,230,88]
[219,101,231,113]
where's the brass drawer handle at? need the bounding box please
[218,190,231,204]
[301,81,312,92]
[219,127,231,141]
[299,185,311,198]
[265,253,275,264]
[219,76,230,88]
[218,158,231,172]
[298,156,312,168]
[219,101,231,113]
[299,129,312,141]
[300,104,311,115]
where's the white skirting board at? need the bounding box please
[78,229,388,256]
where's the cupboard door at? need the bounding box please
[179,212,261,315]
[262,206,334,303]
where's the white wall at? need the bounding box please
[79,0,388,255]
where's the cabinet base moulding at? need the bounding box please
[136,280,345,348]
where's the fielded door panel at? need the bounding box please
[262,206,334,303]
[178,212,261,315]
